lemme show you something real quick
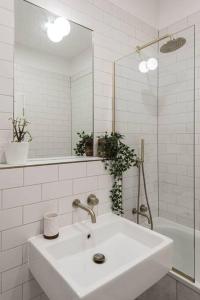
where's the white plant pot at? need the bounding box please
[5,142,29,165]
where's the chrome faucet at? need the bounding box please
[72,196,98,223]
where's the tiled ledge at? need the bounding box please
[0,156,102,169]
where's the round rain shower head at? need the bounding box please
[160,37,186,53]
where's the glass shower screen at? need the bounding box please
[114,25,195,282]
[157,25,195,281]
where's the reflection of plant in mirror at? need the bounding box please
[74,131,93,156]
[98,132,137,215]
[10,117,32,142]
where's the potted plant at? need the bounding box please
[74,131,93,156]
[98,132,137,215]
[5,117,32,164]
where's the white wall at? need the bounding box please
[0,160,112,300]
[110,0,200,30]
[0,1,157,299]
[15,44,70,75]
[158,26,195,230]
[159,0,200,29]
[15,46,94,158]
[70,48,93,152]
[159,7,200,256]
[70,48,92,76]
[0,0,199,299]
[15,45,72,158]
[110,0,159,28]
[115,45,159,221]
[0,0,157,163]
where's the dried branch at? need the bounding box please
[9,117,32,142]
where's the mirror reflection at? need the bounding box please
[14,0,93,159]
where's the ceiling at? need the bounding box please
[110,0,200,29]
[159,0,200,29]
[110,0,159,28]
[15,0,92,60]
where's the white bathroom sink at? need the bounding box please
[28,213,173,300]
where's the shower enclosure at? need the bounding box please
[114,25,196,282]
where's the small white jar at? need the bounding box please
[43,212,59,239]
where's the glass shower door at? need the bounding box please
[114,43,159,223]
[157,25,195,281]
[114,24,195,282]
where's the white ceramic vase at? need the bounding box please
[5,142,29,164]
[43,212,59,239]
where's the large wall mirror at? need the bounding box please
[14,0,94,159]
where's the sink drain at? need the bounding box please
[93,253,106,264]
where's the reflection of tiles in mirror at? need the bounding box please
[71,70,93,153]
[15,63,72,158]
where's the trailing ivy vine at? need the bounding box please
[74,131,137,215]
[98,132,137,215]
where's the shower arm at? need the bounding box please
[136,34,172,52]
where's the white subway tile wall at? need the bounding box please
[71,71,93,152]
[0,160,112,299]
[159,17,198,229]
[114,45,159,221]
[15,64,72,158]
[0,0,158,298]
[0,0,198,300]
[0,0,157,161]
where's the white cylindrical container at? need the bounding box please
[5,142,29,165]
[44,212,59,239]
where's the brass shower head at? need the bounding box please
[160,37,186,53]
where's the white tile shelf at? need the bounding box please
[0,156,102,169]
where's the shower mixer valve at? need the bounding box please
[132,204,148,214]
[139,204,148,213]
[132,206,151,226]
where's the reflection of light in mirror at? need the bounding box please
[47,23,63,42]
[138,61,149,73]
[138,58,158,73]
[46,17,71,43]
[55,17,70,36]
[147,58,158,70]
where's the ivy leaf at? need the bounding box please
[98,132,137,215]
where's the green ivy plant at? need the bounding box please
[74,131,93,156]
[98,132,137,215]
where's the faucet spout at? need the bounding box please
[72,199,96,223]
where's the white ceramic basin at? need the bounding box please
[28,213,173,300]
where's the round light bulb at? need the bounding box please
[138,61,149,73]
[54,17,71,37]
[147,58,158,70]
[47,23,63,43]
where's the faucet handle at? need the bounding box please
[72,199,81,208]
[87,194,99,207]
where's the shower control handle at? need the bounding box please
[140,204,148,213]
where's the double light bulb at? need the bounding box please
[139,58,158,73]
[46,17,71,43]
